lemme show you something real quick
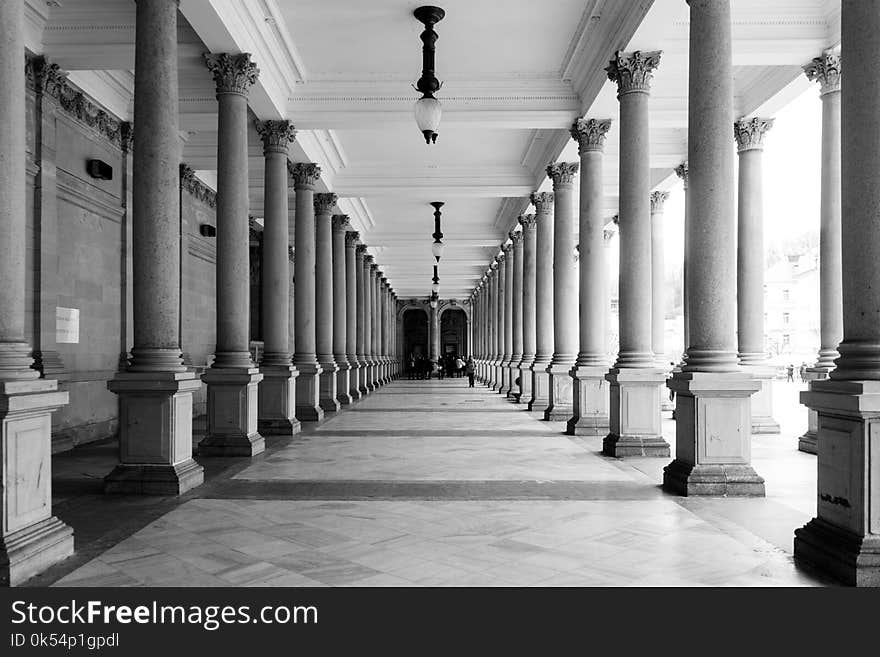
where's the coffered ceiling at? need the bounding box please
[26,0,840,298]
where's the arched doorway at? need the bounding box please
[440,308,468,359]
[402,308,429,359]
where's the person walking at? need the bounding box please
[786,364,794,383]
[465,356,476,388]
[455,355,465,378]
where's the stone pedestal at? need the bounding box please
[794,380,880,585]
[662,371,763,496]
[295,362,324,421]
[517,360,534,404]
[799,377,822,454]
[106,371,204,492]
[604,368,669,457]
[743,365,780,434]
[529,364,551,414]
[566,365,610,436]
[257,365,300,435]
[1,380,74,585]
[336,361,353,406]
[199,368,264,456]
[348,362,363,401]
[318,358,341,413]
[544,363,574,421]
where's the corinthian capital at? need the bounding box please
[346,231,360,247]
[204,53,259,96]
[803,49,840,96]
[570,118,612,154]
[674,161,689,188]
[255,119,296,155]
[518,213,537,230]
[547,162,579,188]
[356,244,368,256]
[650,191,670,214]
[510,230,523,247]
[733,117,774,153]
[530,191,554,214]
[314,193,338,215]
[332,214,351,231]
[606,50,662,96]
[289,162,321,189]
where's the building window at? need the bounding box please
[783,289,790,302]
[783,334,791,349]
[783,312,790,325]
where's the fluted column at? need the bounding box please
[674,162,689,366]
[332,215,353,405]
[200,53,264,456]
[356,245,369,394]
[545,162,579,421]
[735,118,781,434]
[795,2,880,586]
[509,230,524,399]
[0,0,71,583]
[663,0,763,497]
[518,215,537,403]
[799,50,843,455]
[345,231,362,400]
[604,50,669,457]
[567,119,612,436]
[255,120,300,436]
[290,163,324,421]
[500,242,514,395]
[528,192,554,412]
[313,193,340,413]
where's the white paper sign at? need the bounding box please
[56,307,80,344]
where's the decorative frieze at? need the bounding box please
[606,50,662,96]
[180,163,217,208]
[26,54,127,148]
[570,118,612,153]
[289,162,321,189]
[547,162,579,187]
[255,119,296,155]
[530,191,554,214]
[803,49,840,96]
[204,53,260,97]
[314,192,338,215]
[733,117,774,152]
[650,191,670,214]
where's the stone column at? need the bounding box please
[799,50,843,454]
[604,50,669,457]
[199,53,264,456]
[663,0,762,497]
[674,162,690,366]
[378,277,388,384]
[332,215,353,405]
[529,192,555,412]
[255,120,300,436]
[651,191,674,413]
[509,230,524,400]
[735,118,781,434]
[494,253,506,390]
[487,263,498,386]
[603,224,617,359]
[795,2,880,586]
[476,279,485,380]
[290,163,324,421]
[346,231,362,400]
[371,266,382,387]
[356,245,369,394]
[313,193,340,413]
[0,0,71,584]
[518,215,537,404]
[545,163,580,421]
[500,242,514,395]
[363,256,376,390]
[429,302,439,362]
[567,119,612,436]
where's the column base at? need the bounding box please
[798,377,825,454]
[336,359,353,406]
[258,364,301,436]
[318,359,341,413]
[507,360,521,399]
[498,359,511,395]
[517,360,534,403]
[566,364,610,436]
[794,379,880,585]
[200,367,265,457]
[528,363,551,413]
[662,370,763,496]
[1,379,73,585]
[662,460,766,497]
[0,516,74,587]
[104,459,205,496]
[294,360,325,422]
[544,361,574,421]
[107,370,204,492]
[348,361,363,401]
[604,368,669,457]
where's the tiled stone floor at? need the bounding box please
[43,377,830,587]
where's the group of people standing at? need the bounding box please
[407,353,477,386]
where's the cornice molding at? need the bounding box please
[180,163,217,208]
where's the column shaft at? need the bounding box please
[346,232,361,400]
[314,194,339,412]
[518,215,537,403]
[333,215,352,405]
[510,231,524,399]
[501,244,514,395]
[529,193,554,411]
